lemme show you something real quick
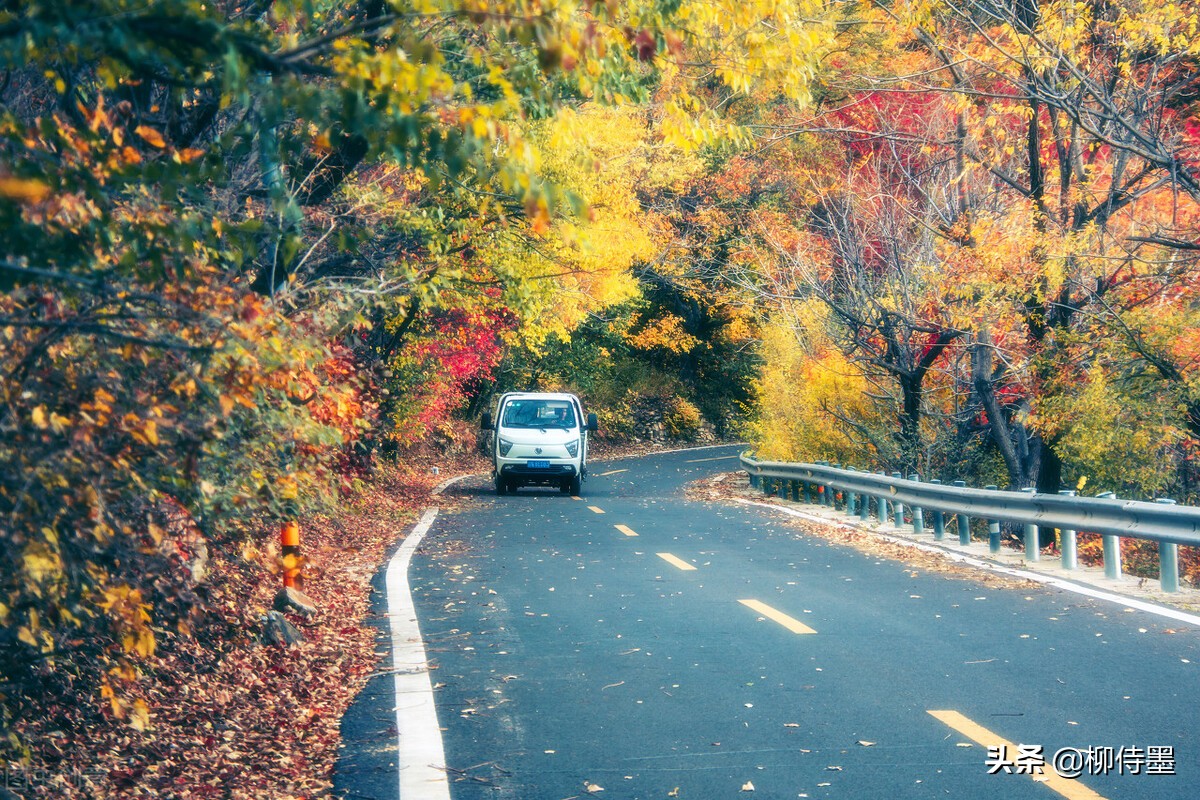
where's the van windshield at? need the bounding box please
[501,399,577,429]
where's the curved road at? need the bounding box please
[336,445,1199,800]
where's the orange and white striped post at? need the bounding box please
[281,521,301,588]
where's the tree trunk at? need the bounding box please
[897,373,923,475]
[972,333,1030,487]
[1034,441,1063,546]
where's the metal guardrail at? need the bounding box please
[741,454,1197,593]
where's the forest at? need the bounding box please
[2,0,1198,794]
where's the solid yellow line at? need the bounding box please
[927,710,1107,800]
[738,599,816,634]
[685,455,740,463]
[599,469,628,476]
[656,553,697,571]
[614,524,638,537]
[588,506,605,514]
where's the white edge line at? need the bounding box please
[591,441,748,464]
[387,507,452,800]
[432,473,474,496]
[734,498,1200,629]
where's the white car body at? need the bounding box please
[483,392,596,495]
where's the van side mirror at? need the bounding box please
[586,413,598,433]
[481,412,493,431]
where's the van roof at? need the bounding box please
[499,392,581,403]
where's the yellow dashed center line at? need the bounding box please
[738,599,816,634]
[614,524,639,537]
[588,506,605,514]
[927,710,1107,800]
[571,495,583,501]
[656,553,696,571]
[598,469,628,476]
[684,455,740,463]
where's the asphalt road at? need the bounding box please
[336,444,1200,800]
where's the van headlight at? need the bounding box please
[566,439,579,457]
[499,438,514,456]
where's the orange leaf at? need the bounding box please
[135,125,166,148]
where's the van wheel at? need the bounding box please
[494,476,507,495]
[569,475,582,496]
[559,479,572,495]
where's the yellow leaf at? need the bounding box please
[135,125,166,148]
[23,544,62,582]
[31,405,48,429]
[0,177,51,204]
[129,699,150,731]
[219,394,235,416]
[17,626,37,648]
[143,420,158,445]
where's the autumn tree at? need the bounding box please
[871,0,1200,497]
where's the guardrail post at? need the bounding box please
[1155,499,1180,592]
[985,485,1001,553]
[908,473,924,535]
[929,479,945,540]
[876,471,888,524]
[953,481,970,544]
[1096,491,1122,580]
[845,467,857,516]
[890,472,904,528]
[1058,490,1077,570]
[802,480,811,503]
[1020,487,1039,561]
[789,479,800,502]
[830,464,841,509]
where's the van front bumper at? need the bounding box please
[499,462,578,482]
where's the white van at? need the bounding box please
[482,392,598,495]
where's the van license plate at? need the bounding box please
[526,460,550,469]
